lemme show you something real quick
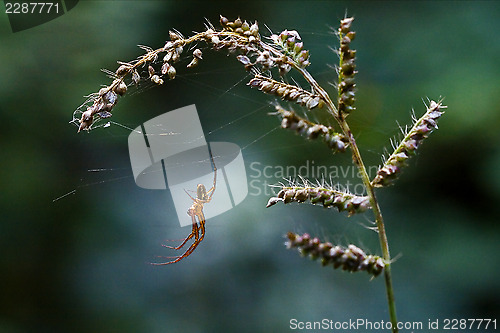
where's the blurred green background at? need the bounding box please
[1,1,499,332]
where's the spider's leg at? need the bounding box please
[161,214,197,250]
[197,211,206,243]
[176,216,203,259]
[184,189,197,202]
[152,221,200,265]
[205,167,217,201]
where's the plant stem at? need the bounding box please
[338,120,399,333]
[292,65,399,332]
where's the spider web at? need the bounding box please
[54,29,388,261]
[57,57,284,203]
[56,30,381,205]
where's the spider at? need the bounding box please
[152,155,217,265]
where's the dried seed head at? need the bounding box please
[266,184,370,216]
[163,41,174,50]
[193,49,203,60]
[293,42,303,53]
[132,70,140,85]
[220,15,229,27]
[236,55,253,71]
[306,96,320,109]
[274,105,348,153]
[187,48,202,68]
[114,81,127,96]
[78,109,94,132]
[167,65,176,79]
[163,51,173,63]
[285,232,385,277]
[100,102,114,113]
[103,90,117,105]
[115,64,130,76]
[171,52,180,63]
[271,29,310,68]
[161,62,171,75]
[340,17,354,33]
[249,22,259,36]
[260,81,273,92]
[169,30,182,41]
[211,35,220,45]
[372,100,446,187]
[337,17,357,116]
[266,197,282,208]
[96,100,113,119]
[248,76,262,87]
[346,31,356,41]
[233,17,242,28]
[248,75,323,110]
[151,74,163,85]
[98,87,107,96]
[187,58,199,68]
[278,63,291,76]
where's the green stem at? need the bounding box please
[259,35,398,331]
[338,120,399,333]
[292,65,399,332]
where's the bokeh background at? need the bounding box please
[1,1,499,332]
